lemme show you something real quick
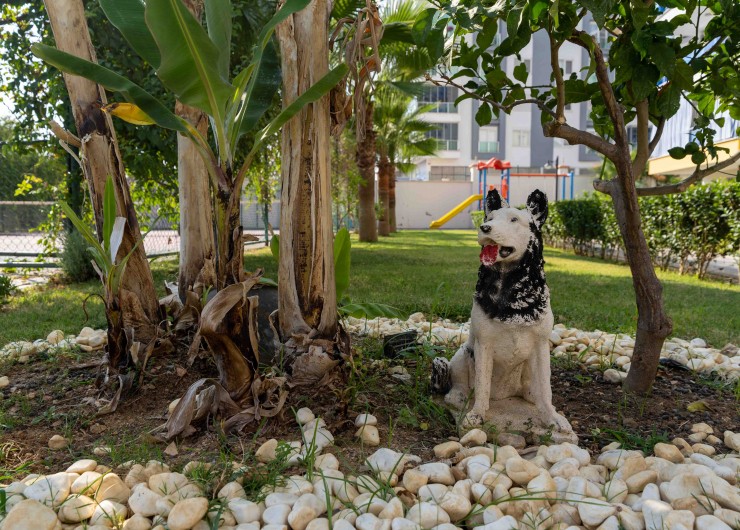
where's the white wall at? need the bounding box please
[395,176,597,230]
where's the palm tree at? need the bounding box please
[375,89,438,235]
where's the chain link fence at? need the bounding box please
[0,198,278,268]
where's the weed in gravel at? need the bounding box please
[592,427,669,453]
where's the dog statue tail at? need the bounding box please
[431,357,452,394]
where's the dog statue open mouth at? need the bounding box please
[432,188,576,443]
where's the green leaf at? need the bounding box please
[338,303,403,319]
[671,61,694,91]
[333,227,351,301]
[205,0,232,81]
[99,0,161,67]
[475,103,492,126]
[650,43,676,75]
[485,69,508,88]
[59,201,108,272]
[476,17,498,50]
[563,79,595,104]
[577,0,616,27]
[631,64,659,100]
[412,8,437,46]
[381,22,416,45]
[270,234,279,262]
[657,83,681,118]
[668,147,686,159]
[549,0,560,28]
[236,40,281,138]
[145,0,235,146]
[531,0,549,21]
[103,175,116,252]
[630,0,650,30]
[246,64,349,162]
[513,62,528,83]
[31,44,186,132]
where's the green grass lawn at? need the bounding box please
[2,230,738,346]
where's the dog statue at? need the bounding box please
[432,188,576,442]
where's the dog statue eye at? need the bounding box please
[510,217,517,223]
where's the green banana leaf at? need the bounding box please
[205,0,232,80]
[145,0,235,147]
[103,175,116,254]
[246,63,349,160]
[230,0,311,150]
[338,303,403,319]
[31,44,186,133]
[333,227,351,301]
[99,0,161,67]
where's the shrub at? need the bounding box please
[60,229,96,282]
[0,274,13,305]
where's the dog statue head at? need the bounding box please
[478,188,548,267]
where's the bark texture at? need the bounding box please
[176,0,217,298]
[44,0,160,343]
[377,154,391,237]
[176,102,217,297]
[276,0,338,339]
[389,165,397,233]
[356,99,378,242]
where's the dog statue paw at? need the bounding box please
[431,188,577,443]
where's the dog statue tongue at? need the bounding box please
[480,244,498,266]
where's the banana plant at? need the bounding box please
[33,0,349,289]
[60,175,143,368]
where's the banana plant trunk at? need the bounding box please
[377,154,391,237]
[214,180,245,290]
[276,0,338,340]
[389,162,397,233]
[44,0,160,346]
[356,98,378,242]
[176,0,217,298]
[177,101,217,297]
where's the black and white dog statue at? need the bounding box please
[432,188,574,439]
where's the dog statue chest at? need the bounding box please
[470,302,551,363]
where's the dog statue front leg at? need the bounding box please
[526,345,571,432]
[464,341,494,428]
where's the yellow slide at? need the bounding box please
[429,194,483,229]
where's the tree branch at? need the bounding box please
[548,31,566,123]
[430,73,557,118]
[637,151,740,196]
[648,117,665,154]
[542,120,618,159]
[631,100,650,176]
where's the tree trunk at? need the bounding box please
[378,154,391,237]
[356,98,377,242]
[44,0,160,343]
[176,0,217,298]
[214,182,245,290]
[276,0,337,340]
[389,163,397,233]
[176,101,217,297]
[610,170,673,394]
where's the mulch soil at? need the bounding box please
[0,340,737,480]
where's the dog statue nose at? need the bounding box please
[479,224,491,233]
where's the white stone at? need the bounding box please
[58,494,96,523]
[460,429,487,446]
[402,468,428,493]
[356,425,381,446]
[643,499,672,530]
[505,457,540,485]
[24,473,71,507]
[263,504,292,525]
[406,502,451,529]
[355,413,378,427]
[306,518,330,530]
[296,408,315,425]
[94,473,131,503]
[433,441,462,459]
[148,472,188,496]
[4,499,61,530]
[366,449,419,474]
[288,506,319,530]
[122,514,153,530]
[90,499,127,527]
[229,499,263,524]
[257,439,279,463]
[416,463,455,485]
[438,492,471,522]
[0,375,9,388]
[577,498,616,527]
[168,497,209,530]
[128,483,163,517]
[479,515,519,530]
[219,481,247,500]
[67,459,98,474]
[696,515,733,530]
[466,454,492,482]
[48,434,68,450]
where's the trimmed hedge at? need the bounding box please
[543,180,740,279]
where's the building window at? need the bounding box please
[418,85,457,113]
[478,125,500,153]
[429,166,469,181]
[426,123,458,150]
[558,59,573,75]
[626,125,652,147]
[512,129,530,148]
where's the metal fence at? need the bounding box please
[0,199,278,268]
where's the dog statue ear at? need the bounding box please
[526,189,548,228]
[484,188,503,217]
